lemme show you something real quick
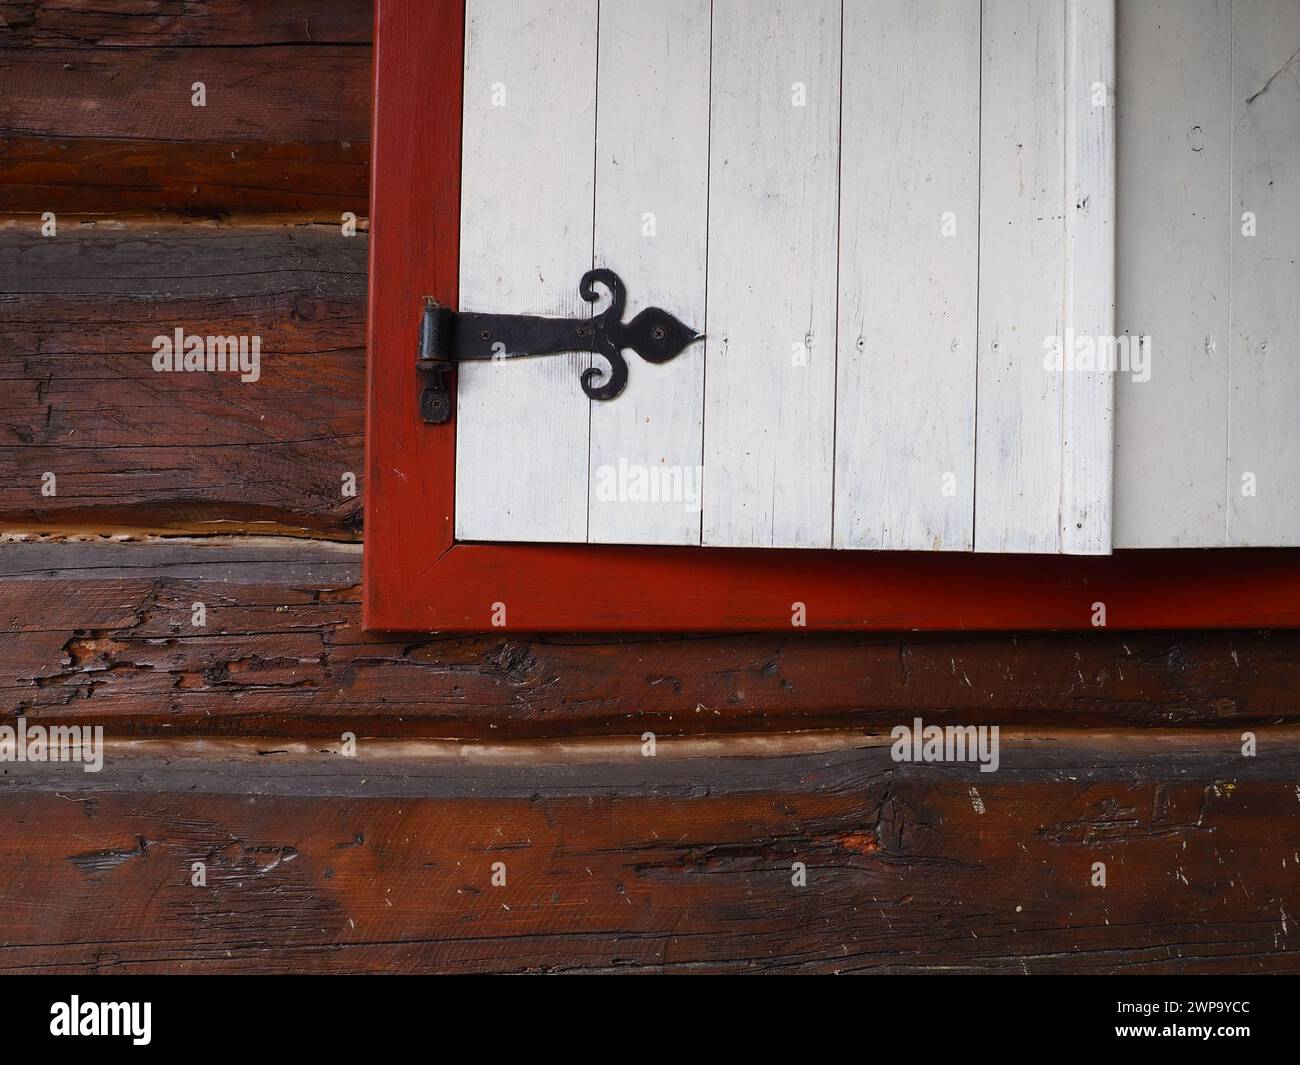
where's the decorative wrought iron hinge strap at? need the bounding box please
[416,268,702,425]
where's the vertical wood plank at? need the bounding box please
[1228,0,1300,545]
[1113,0,1231,548]
[834,0,980,551]
[588,0,711,545]
[702,0,841,548]
[1060,0,1116,554]
[975,0,1067,553]
[455,0,597,542]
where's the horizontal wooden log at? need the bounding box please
[0,1,372,47]
[4,48,369,142]
[1,732,1296,973]
[4,540,1300,738]
[1,138,369,217]
[0,222,366,535]
[0,1,371,215]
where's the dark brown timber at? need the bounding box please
[0,223,366,536]
[0,732,1296,974]
[3,541,1300,739]
[2,0,1297,975]
[0,1,371,215]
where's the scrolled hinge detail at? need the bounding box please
[416,268,702,425]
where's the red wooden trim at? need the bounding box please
[364,0,462,627]
[364,0,1300,633]
[375,542,1300,632]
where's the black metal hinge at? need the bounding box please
[416,268,702,424]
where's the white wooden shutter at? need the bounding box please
[834,0,981,551]
[1115,0,1300,547]
[456,0,596,544]
[589,0,710,546]
[452,0,1137,554]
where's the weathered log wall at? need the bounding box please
[1,0,1296,974]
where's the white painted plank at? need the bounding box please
[975,0,1067,553]
[1228,0,1300,545]
[588,0,711,545]
[701,0,841,548]
[1113,0,1231,548]
[455,0,597,543]
[1060,0,1115,554]
[833,0,980,551]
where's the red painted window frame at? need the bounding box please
[363,0,1300,633]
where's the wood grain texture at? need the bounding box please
[1114,0,1300,548]
[702,0,841,548]
[1,731,1297,973]
[0,1,371,216]
[0,0,372,47]
[976,0,1067,553]
[587,0,710,546]
[1228,0,1300,545]
[1113,0,1231,547]
[7,539,1300,737]
[455,0,597,543]
[8,0,1298,978]
[366,0,1300,632]
[0,138,370,218]
[1060,0,1115,554]
[0,221,367,536]
[834,0,979,551]
[2,48,368,142]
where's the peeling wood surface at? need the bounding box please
[0,223,366,537]
[2,0,1298,974]
[6,727,1300,792]
[1,736,1298,973]
[0,1,371,215]
[3,540,1299,739]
